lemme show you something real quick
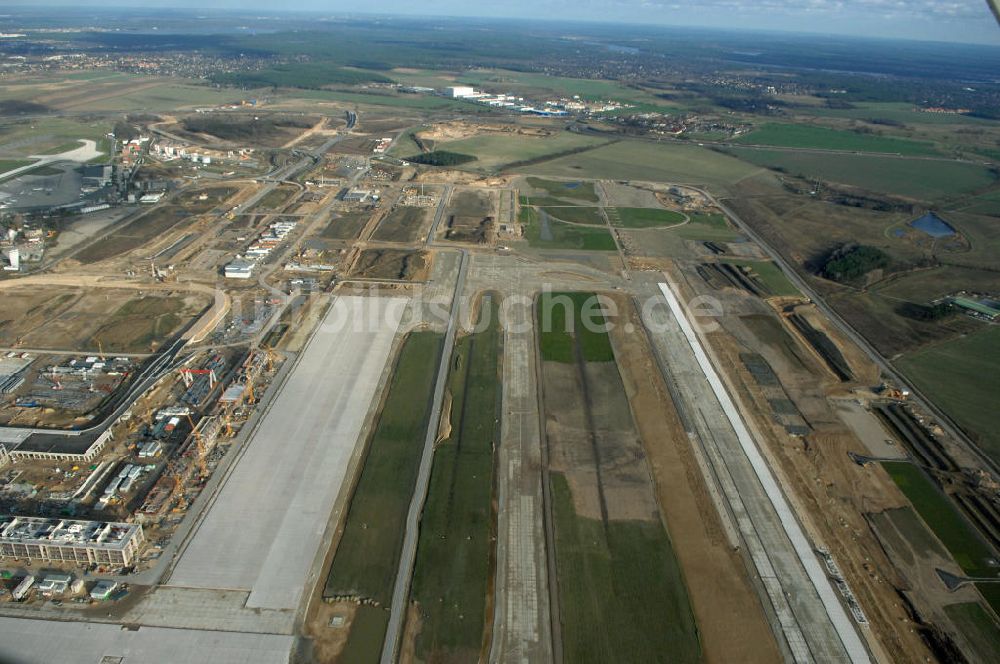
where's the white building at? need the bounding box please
[38,573,73,596]
[4,247,19,272]
[447,86,476,98]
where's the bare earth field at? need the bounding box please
[0,286,205,351]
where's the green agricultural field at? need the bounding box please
[736,123,940,156]
[524,176,599,203]
[526,140,760,191]
[540,206,606,226]
[881,461,997,577]
[324,331,444,607]
[723,147,997,202]
[550,473,699,664]
[537,292,616,363]
[410,295,501,662]
[521,207,617,251]
[609,207,686,228]
[897,326,1000,464]
[721,259,800,296]
[436,131,604,171]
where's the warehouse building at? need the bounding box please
[0,516,145,567]
[224,258,255,279]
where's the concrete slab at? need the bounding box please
[833,399,907,460]
[168,295,407,612]
[0,616,293,664]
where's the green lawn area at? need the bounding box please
[0,159,35,177]
[525,176,599,203]
[673,212,742,242]
[723,147,997,202]
[896,326,1000,465]
[410,296,501,661]
[324,331,444,605]
[521,207,617,252]
[537,292,615,364]
[736,123,940,156]
[802,102,996,126]
[609,207,686,228]
[287,87,477,112]
[81,82,252,112]
[338,606,390,664]
[549,474,700,664]
[540,206,606,226]
[455,68,672,108]
[256,186,296,211]
[943,602,1000,662]
[721,259,800,297]
[436,131,604,170]
[387,127,425,157]
[881,461,997,577]
[0,116,110,159]
[525,139,760,191]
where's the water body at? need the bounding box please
[909,212,956,238]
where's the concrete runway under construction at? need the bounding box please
[168,295,407,611]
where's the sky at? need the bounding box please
[18,1,1000,45]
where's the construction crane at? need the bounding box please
[260,344,280,372]
[167,461,188,512]
[185,413,208,478]
[96,338,106,361]
[179,367,217,389]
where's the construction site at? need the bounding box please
[0,90,998,664]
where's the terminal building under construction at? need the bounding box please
[0,516,145,567]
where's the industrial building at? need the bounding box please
[0,516,145,567]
